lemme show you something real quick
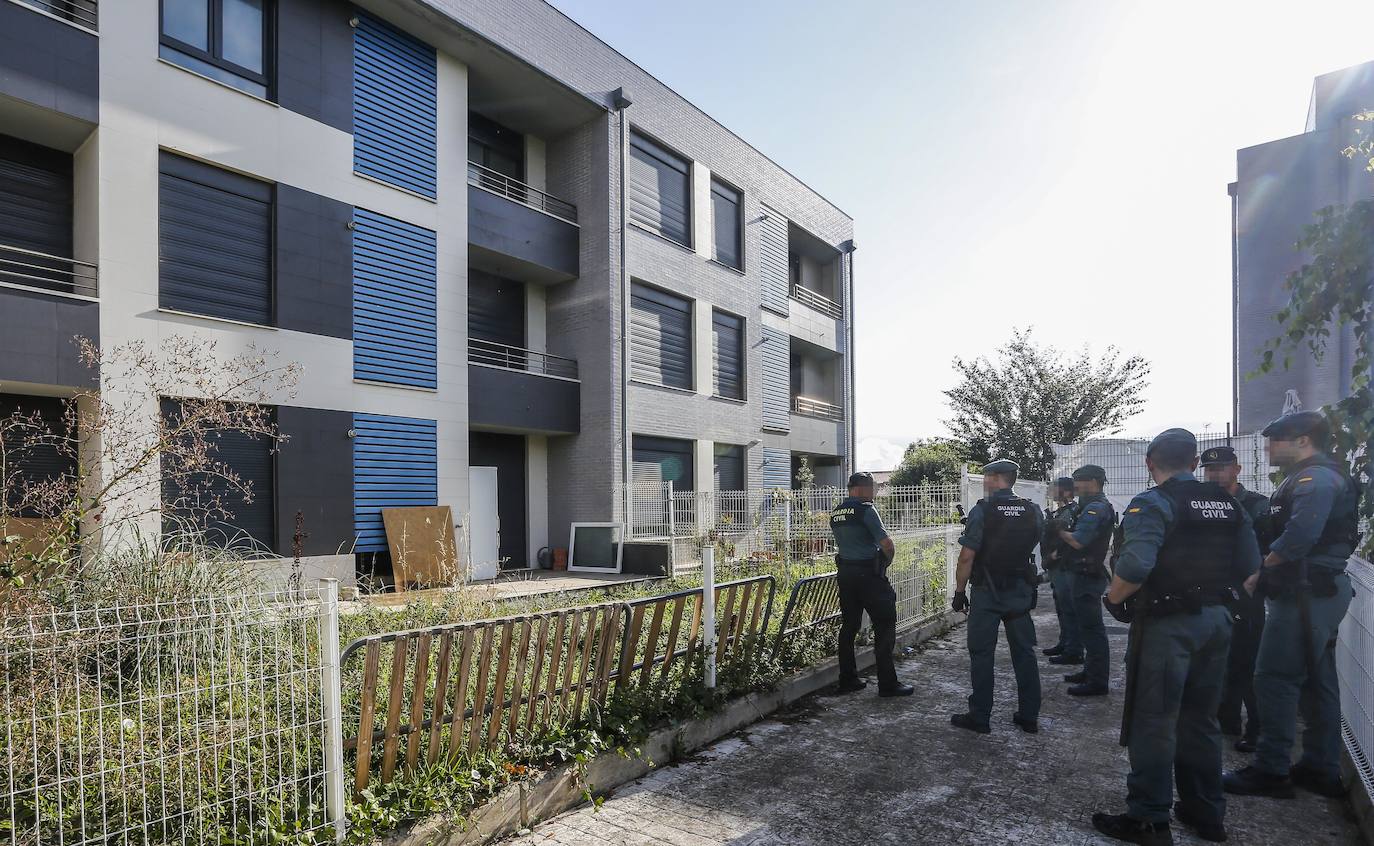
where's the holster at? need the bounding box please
[1257,564,1340,599]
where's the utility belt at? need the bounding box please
[1066,556,1108,577]
[972,566,1036,590]
[1137,586,1238,618]
[836,555,883,577]
[1256,564,1343,600]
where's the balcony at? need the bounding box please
[18,0,97,31]
[468,339,580,435]
[0,243,97,299]
[468,162,576,224]
[792,395,843,421]
[467,163,580,285]
[0,244,99,389]
[789,283,841,320]
[1,1,99,127]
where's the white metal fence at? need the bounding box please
[0,583,345,846]
[1339,556,1374,809]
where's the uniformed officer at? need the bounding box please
[1224,411,1361,799]
[830,471,914,697]
[950,459,1044,734]
[1092,429,1260,845]
[1056,464,1117,696]
[1201,445,1271,753]
[1042,478,1083,661]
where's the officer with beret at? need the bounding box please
[830,472,914,697]
[1043,478,1083,661]
[950,459,1044,734]
[1225,412,1362,799]
[1055,464,1117,696]
[1092,429,1260,845]
[1201,445,1271,753]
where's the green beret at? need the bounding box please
[1146,428,1197,458]
[1071,464,1107,483]
[982,459,1019,477]
[1199,446,1238,466]
[1261,411,1330,444]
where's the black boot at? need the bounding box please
[1068,682,1109,697]
[1012,712,1039,733]
[1290,763,1344,798]
[1063,670,1088,684]
[1222,765,1295,798]
[1173,802,1227,842]
[878,682,914,698]
[836,677,867,694]
[1092,812,1173,845]
[1233,736,1256,753]
[950,712,990,734]
[1048,653,1084,665]
[1043,644,1065,656]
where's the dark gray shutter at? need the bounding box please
[759,204,788,316]
[158,152,272,325]
[160,398,275,550]
[631,283,692,389]
[760,326,790,432]
[628,132,690,245]
[0,394,74,517]
[713,444,744,492]
[711,180,741,269]
[761,447,791,489]
[467,270,526,346]
[0,134,72,260]
[631,435,694,491]
[712,310,743,400]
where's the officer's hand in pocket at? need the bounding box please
[1103,594,1131,624]
[951,591,970,614]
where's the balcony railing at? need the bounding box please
[19,0,98,31]
[467,162,578,225]
[793,395,844,421]
[0,243,97,299]
[789,283,842,320]
[469,338,579,381]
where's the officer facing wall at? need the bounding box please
[1055,465,1117,697]
[1043,478,1082,662]
[949,460,1044,735]
[829,472,914,698]
[1224,411,1362,800]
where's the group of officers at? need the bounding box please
[828,411,1363,845]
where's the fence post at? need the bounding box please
[667,481,675,538]
[702,545,716,689]
[318,578,346,843]
[944,526,959,602]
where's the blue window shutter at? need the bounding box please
[760,326,790,432]
[761,447,791,489]
[352,413,437,553]
[759,205,788,316]
[352,11,437,198]
[352,207,437,388]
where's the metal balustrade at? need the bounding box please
[18,0,97,30]
[789,283,842,319]
[792,394,844,420]
[466,161,578,224]
[0,242,98,299]
[468,338,579,380]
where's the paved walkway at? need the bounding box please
[506,585,1360,845]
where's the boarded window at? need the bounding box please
[712,309,744,400]
[630,283,692,390]
[711,179,741,269]
[628,132,690,245]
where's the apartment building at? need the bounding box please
[0,0,856,585]
[1231,60,1372,433]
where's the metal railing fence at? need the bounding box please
[18,0,97,30]
[1339,556,1374,811]
[468,338,579,380]
[0,242,98,299]
[788,283,842,319]
[0,585,343,846]
[792,395,844,420]
[466,161,578,224]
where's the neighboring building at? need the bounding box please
[1231,60,1373,433]
[0,0,855,585]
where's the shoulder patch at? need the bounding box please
[1086,508,1099,515]
[1298,477,1313,483]
[1128,507,1141,513]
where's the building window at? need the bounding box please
[632,435,695,492]
[711,179,742,269]
[630,283,692,390]
[158,152,273,326]
[713,444,745,492]
[160,0,273,98]
[628,132,691,246]
[468,112,524,181]
[711,309,744,400]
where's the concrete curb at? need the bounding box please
[385,611,962,846]
[1341,748,1374,845]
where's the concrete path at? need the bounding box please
[506,585,1360,845]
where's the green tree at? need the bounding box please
[889,438,968,487]
[1257,111,1373,552]
[943,329,1150,480]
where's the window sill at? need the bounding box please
[628,221,694,254]
[710,394,747,406]
[353,378,439,394]
[354,171,440,204]
[157,57,279,108]
[629,379,697,396]
[157,307,277,331]
[708,258,745,276]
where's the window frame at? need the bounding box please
[159,0,276,96]
[628,130,693,248]
[709,177,743,271]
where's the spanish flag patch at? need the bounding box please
[1298,477,1313,483]
[1128,507,1141,513]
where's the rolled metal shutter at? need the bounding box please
[631,435,694,491]
[760,325,790,432]
[630,283,692,389]
[352,207,437,388]
[353,12,437,198]
[713,444,744,492]
[712,310,743,400]
[628,133,690,245]
[0,135,72,259]
[352,413,437,553]
[758,204,789,316]
[710,181,741,269]
[760,447,791,489]
[0,394,74,517]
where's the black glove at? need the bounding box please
[952,591,970,614]
[1103,594,1132,623]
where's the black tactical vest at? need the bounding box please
[1066,494,1115,569]
[974,496,1039,579]
[1148,479,1243,596]
[1267,456,1361,560]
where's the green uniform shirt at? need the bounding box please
[830,496,890,560]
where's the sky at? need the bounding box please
[547,0,1374,470]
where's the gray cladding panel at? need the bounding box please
[277,0,355,133]
[468,184,578,281]
[0,2,97,124]
[758,205,789,316]
[0,287,97,388]
[469,365,580,435]
[275,406,354,556]
[275,184,353,339]
[760,325,789,432]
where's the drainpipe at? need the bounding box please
[840,239,857,477]
[613,88,634,524]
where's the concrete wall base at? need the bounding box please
[385,612,961,846]
[1341,746,1374,845]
